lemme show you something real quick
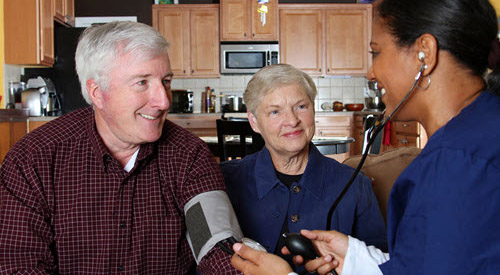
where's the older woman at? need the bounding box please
[220,64,386,271]
[230,0,500,274]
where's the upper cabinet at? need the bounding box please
[280,4,372,76]
[4,0,55,67]
[153,4,220,78]
[220,0,278,41]
[54,0,75,27]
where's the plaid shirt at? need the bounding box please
[0,107,239,274]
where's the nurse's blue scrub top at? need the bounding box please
[380,91,500,274]
[220,144,387,254]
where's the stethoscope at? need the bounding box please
[326,56,427,230]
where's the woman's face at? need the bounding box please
[367,18,420,120]
[248,84,315,158]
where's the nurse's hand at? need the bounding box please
[283,229,348,275]
[231,243,293,275]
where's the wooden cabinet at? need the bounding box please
[4,0,54,66]
[352,114,365,155]
[325,8,371,75]
[220,0,278,41]
[0,109,29,163]
[55,0,75,26]
[382,120,428,151]
[167,115,219,137]
[279,4,372,76]
[153,4,220,78]
[314,114,353,162]
[280,8,323,75]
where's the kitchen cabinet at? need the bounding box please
[220,0,278,41]
[4,0,54,66]
[352,114,365,155]
[167,114,219,137]
[279,4,372,76]
[314,113,353,162]
[55,0,75,27]
[382,120,428,150]
[153,4,220,78]
[0,110,29,163]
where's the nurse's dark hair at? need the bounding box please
[376,0,500,94]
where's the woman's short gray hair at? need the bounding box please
[75,21,169,104]
[244,64,317,115]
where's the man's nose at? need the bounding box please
[150,83,170,110]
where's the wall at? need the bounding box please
[0,0,3,107]
[171,75,368,113]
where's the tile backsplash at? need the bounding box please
[171,75,369,113]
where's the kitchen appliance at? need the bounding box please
[7,81,26,109]
[221,43,279,74]
[169,89,193,113]
[22,87,45,116]
[365,80,385,110]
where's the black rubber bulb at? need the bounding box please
[283,233,339,275]
[283,232,319,260]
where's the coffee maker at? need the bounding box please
[22,77,61,116]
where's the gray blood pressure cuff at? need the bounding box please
[184,190,243,263]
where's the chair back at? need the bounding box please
[343,147,421,224]
[216,119,265,161]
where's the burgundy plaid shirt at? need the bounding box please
[0,107,239,274]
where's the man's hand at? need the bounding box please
[231,243,293,275]
[283,229,349,275]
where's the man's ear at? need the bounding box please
[86,79,104,109]
[247,111,261,134]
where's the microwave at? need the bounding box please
[221,43,279,74]
[169,89,193,113]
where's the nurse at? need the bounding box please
[230,0,500,274]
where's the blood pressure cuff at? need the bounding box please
[184,190,243,263]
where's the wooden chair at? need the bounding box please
[343,147,422,224]
[216,119,265,162]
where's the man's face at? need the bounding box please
[91,52,173,150]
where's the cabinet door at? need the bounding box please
[280,9,323,75]
[55,0,65,21]
[40,0,55,66]
[157,9,190,77]
[251,0,278,41]
[220,0,250,41]
[5,0,53,66]
[325,7,370,75]
[190,8,220,77]
[0,123,11,163]
[65,0,75,26]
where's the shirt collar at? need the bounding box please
[85,107,155,172]
[254,143,325,200]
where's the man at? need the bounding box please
[0,21,241,274]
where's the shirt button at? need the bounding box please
[118,265,124,271]
[292,185,301,193]
[119,222,126,228]
[290,214,299,223]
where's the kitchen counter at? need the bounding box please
[0,109,29,122]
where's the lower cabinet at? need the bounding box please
[382,120,428,151]
[0,121,28,163]
[167,115,218,137]
[314,114,353,162]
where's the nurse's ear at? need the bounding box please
[247,111,261,134]
[415,33,438,75]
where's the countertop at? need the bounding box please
[0,109,29,122]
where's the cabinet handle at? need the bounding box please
[319,130,323,136]
[400,138,408,144]
[183,70,186,74]
[244,33,247,37]
[327,68,330,72]
[402,123,408,127]
[191,70,194,73]
[252,33,255,37]
[319,68,322,72]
